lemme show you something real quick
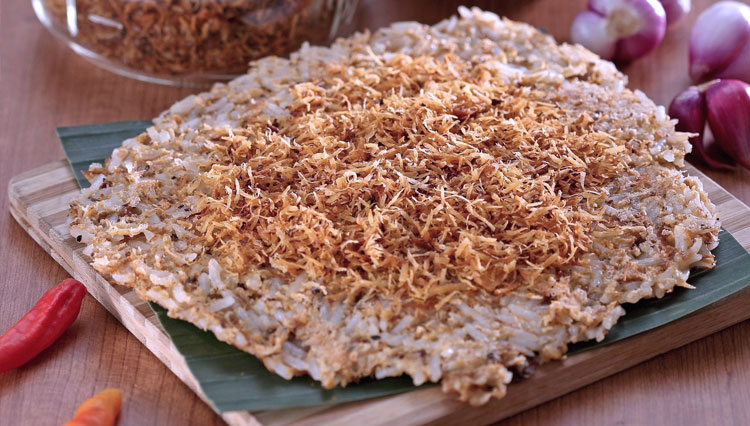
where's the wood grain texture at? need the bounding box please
[8,158,750,426]
[0,0,749,425]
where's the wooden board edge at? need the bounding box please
[261,165,750,426]
[7,160,750,426]
[262,287,750,426]
[686,164,750,211]
[7,182,260,426]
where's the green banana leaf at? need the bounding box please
[59,121,750,413]
[57,120,153,187]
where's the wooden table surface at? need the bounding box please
[1,0,749,425]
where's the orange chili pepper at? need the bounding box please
[63,388,122,426]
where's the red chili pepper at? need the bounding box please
[0,278,87,373]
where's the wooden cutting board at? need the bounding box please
[8,160,750,426]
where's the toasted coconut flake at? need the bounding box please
[195,54,630,303]
[69,8,721,406]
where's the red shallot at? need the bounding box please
[571,0,667,62]
[706,79,750,170]
[669,79,750,170]
[689,1,750,83]
[659,0,691,25]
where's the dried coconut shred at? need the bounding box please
[197,53,629,304]
[69,7,720,406]
[42,0,350,76]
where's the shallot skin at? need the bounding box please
[668,86,734,170]
[689,1,750,83]
[571,10,618,59]
[659,0,691,25]
[705,80,750,170]
[571,0,667,62]
[669,79,750,171]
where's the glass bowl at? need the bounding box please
[32,0,359,86]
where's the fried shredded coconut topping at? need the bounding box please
[42,0,350,76]
[195,54,628,303]
[70,9,722,406]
